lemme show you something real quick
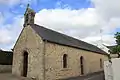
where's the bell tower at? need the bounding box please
[24,4,36,27]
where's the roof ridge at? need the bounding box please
[34,24,97,47]
[31,24,108,55]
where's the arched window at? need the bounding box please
[80,56,84,75]
[100,59,102,68]
[63,54,68,68]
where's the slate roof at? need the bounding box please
[106,45,116,49]
[31,24,108,55]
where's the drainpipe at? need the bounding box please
[43,40,47,80]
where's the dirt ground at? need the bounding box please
[0,73,31,80]
[0,72,104,80]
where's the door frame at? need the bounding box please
[22,51,28,77]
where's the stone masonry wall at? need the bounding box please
[45,42,108,80]
[12,25,44,80]
[12,24,108,80]
[0,65,12,73]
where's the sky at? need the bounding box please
[0,0,119,50]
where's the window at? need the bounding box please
[80,56,84,75]
[63,54,68,68]
[100,59,102,68]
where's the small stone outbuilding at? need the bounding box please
[12,5,108,80]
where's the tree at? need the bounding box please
[115,32,120,45]
[109,32,120,57]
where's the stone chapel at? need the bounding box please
[12,5,108,80]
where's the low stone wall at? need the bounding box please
[0,65,12,73]
[61,71,104,80]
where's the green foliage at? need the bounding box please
[115,32,120,45]
[110,32,120,54]
[110,45,120,54]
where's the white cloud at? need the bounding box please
[34,0,120,47]
[82,35,116,46]
[35,8,103,39]
[1,0,120,50]
[91,0,120,20]
[35,8,99,29]
[0,13,23,50]
[0,29,12,44]
[91,0,120,30]
[35,8,116,46]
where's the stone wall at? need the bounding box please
[12,25,44,80]
[45,42,108,80]
[12,25,108,80]
[0,65,12,73]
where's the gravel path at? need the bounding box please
[0,71,105,80]
[0,73,31,80]
[62,71,105,80]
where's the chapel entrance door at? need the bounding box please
[23,51,28,77]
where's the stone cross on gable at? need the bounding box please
[24,4,36,27]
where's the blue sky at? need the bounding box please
[0,0,119,50]
[1,1,92,15]
[0,0,94,50]
[0,0,93,25]
[0,0,92,12]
